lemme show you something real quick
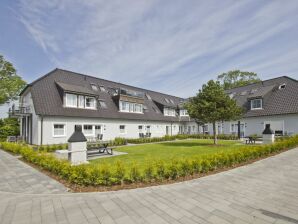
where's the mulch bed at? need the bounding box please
[19,147,290,193]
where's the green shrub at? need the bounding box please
[1,135,298,187]
[129,163,141,182]
[144,160,154,182]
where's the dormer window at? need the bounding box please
[85,97,96,109]
[99,100,107,109]
[145,93,151,100]
[164,107,176,116]
[119,101,143,113]
[90,83,98,91]
[279,83,286,89]
[251,98,262,110]
[65,93,77,107]
[99,86,106,92]
[180,109,189,116]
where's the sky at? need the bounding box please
[1,0,298,117]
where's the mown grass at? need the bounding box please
[90,139,245,168]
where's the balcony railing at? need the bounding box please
[8,105,31,117]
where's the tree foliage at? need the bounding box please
[0,117,19,140]
[185,80,242,144]
[0,55,26,105]
[217,70,261,90]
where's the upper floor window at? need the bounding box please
[164,107,176,116]
[99,100,107,109]
[180,109,189,116]
[90,83,98,91]
[65,93,77,108]
[85,97,96,109]
[65,93,96,109]
[99,86,106,92]
[251,98,262,110]
[119,101,143,113]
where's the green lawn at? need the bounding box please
[90,139,246,168]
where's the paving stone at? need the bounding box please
[1,148,298,224]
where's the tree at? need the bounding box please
[0,117,20,140]
[217,70,261,90]
[0,55,26,105]
[185,80,242,144]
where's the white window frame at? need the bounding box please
[164,107,176,117]
[65,93,77,108]
[251,98,262,110]
[138,125,144,133]
[119,125,126,134]
[180,109,189,116]
[78,95,85,108]
[119,101,143,114]
[85,96,96,109]
[52,123,66,137]
[83,124,94,136]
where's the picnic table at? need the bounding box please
[87,140,113,155]
[245,136,257,144]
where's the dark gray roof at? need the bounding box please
[226,76,298,117]
[27,68,190,122]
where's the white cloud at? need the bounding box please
[17,0,298,97]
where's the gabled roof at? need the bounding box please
[25,68,187,122]
[226,76,298,117]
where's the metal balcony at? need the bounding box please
[8,105,31,117]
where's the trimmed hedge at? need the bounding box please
[126,134,238,144]
[1,135,298,187]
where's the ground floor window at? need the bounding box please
[146,125,151,134]
[53,124,66,137]
[83,125,93,136]
[95,125,102,138]
[120,125,126,134]
[138,125,143,133]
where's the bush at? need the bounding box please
[1,135,298,187]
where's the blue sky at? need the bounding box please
[1,0,298,117]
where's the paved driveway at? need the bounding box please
[0,148,298,224]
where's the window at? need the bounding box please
[99,100,107,109]
[83,125,93,136]
[251,98,262,110]
[279,83,286,89]
[78,95,85,108]
[99,86,106,92]
[65,93,77,107]
[53,124,66,137]
[164,107,176,116]
[119,101,143,113]
[138,125,143,133]
[145,93,151,100]
[85,97,96,109]
[180,109,189,116]
[119,125,126,134]
[90,84,98,91]
[146,125,151,134]
[95,125,102,137]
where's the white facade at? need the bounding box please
[206,114,298,137]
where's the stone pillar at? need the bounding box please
[262,124,275,144]
[68,125,88,165]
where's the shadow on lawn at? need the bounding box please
[158,142,214,147]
